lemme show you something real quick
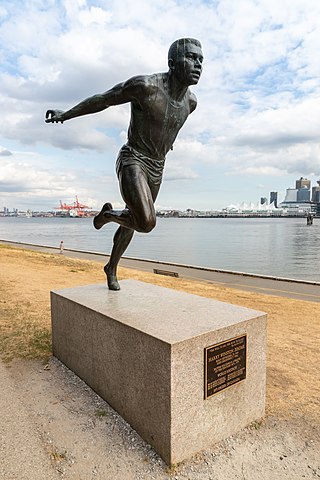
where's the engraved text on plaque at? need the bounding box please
[204,335,247,399]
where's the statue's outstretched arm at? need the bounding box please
[45,76,147,124]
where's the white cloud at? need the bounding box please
[78,6,112,26]
[164,164,198,181]
[231,166,287,176]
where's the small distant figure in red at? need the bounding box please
[59,240,64,254]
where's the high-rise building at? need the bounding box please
[297,186,310,202]
[279,177,314,214]
[284,188,298,202]
[260,197,267,205]
[312,180,320,203]
[296,177,311,189]
[270,192,278,208]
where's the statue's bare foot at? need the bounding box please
[104,263,120,291]
[93,203,113,230]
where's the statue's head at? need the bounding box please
[168,38,203,86]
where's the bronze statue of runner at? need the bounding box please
[46,38,203,290]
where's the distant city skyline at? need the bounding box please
[1,1,320,212]
[3,175,319,214]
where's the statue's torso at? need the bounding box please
[127,74,191,159]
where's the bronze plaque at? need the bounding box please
[204,335,247,399]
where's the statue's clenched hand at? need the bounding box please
[45,110,65,123]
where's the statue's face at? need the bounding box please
[171,43,203,86]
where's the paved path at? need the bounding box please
[0,361,59,480]
[2,240,320,303]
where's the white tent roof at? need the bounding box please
[225,201,279,212]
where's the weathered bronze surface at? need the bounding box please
[46,38,203,290]
[204,335,247,399]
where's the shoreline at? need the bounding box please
[1,216,319,286]
[2,240,320,303]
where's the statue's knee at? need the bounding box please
[137,216,156,233]
[144,220,156,233]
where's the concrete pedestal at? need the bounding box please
[51,280,267,465]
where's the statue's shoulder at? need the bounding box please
[125,73,160,93]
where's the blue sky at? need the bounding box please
[1,0,320,211]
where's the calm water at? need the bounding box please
[0,216,319,282]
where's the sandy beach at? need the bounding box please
[0,244,319,479]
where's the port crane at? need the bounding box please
[55,196,91,216]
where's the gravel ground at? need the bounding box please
[1,357,319,480]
